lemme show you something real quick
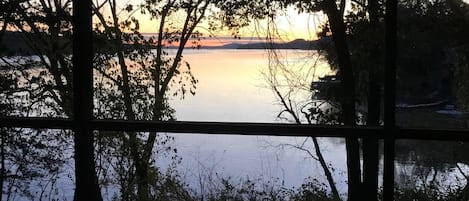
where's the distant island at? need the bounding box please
[146,37,329,50]
[206,38,329,50]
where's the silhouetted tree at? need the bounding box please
[0,0,102,200]
[262,0,387,200]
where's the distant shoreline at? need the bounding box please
[166,38,328,50]
[1,31,328,56]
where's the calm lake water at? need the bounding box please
[4,49,467,200]
[170,49,333,122]
[162,49,349,195]
[162,49,469,199]
[2,49,349,200]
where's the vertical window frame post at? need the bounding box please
[384,0,397,200]
[72,0,102,200]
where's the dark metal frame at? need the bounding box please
[1,0,467,200]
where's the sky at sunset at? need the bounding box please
[106,3,327,43]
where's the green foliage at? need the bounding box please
[308,101,341,125]
[393,186,467,201]
[0,128,71,200]
[0,0,75,199]
[195,176,340,201]
[149,169,193,201]
[289,178,340,201]
[454,47,469,110]
[209,0,278,38]
[204,178,289,201]
[312,0,386,125]
[397,0,469,104]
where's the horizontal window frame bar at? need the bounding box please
[395,128,469,141]
[91,119,383,137]
[1,117,468,141]
[0,117,381,137]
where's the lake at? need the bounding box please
[160,49,349,196]
[1,48,349,200]
[5,48,464,200]
[169,49,334,122]
[163,49,469,200]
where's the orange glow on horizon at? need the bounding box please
[135,7,327,43]
[92,1,328,44]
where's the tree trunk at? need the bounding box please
[363,68,380,201]
[73,0,102,199]
[363,1,382,200]
[322,1,361,200]
[73,130,103,201]
[118,49,151,201]
[312,137,341,200]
